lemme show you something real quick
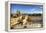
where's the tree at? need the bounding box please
[16,10,20,14]
[16,10,21,17]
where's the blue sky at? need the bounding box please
[10,4,43,14]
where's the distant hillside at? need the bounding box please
[22,13,42,16]
[11,13,42,17]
